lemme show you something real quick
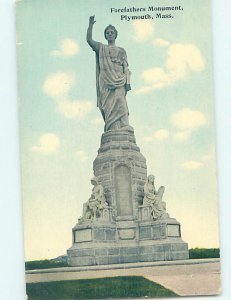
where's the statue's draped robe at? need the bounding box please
[92,42,130,131]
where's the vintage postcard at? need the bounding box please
[17,0,221,298]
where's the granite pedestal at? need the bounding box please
[67,128,189,266]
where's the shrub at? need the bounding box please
[189,248,220,259]
[25,259,68,271]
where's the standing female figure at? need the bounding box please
[87,16,131,131]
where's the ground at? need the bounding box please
[26,258,221,297]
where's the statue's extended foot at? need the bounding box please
[120,125,134,132]
[108,125,134,132]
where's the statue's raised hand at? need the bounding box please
[89,16,96,25]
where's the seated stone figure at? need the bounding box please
[143,175,167,220]
[80,176,108,222]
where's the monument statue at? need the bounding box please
[80,176,108,222]
[143,175,167,220]
[87,16,131,132]
[67,16,189,266]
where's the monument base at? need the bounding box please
[67,217,189,267]
[67,128,189,267]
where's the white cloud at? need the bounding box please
[153,38,170,47]
[91,117,103,125]
[171,108,207,130]
[135,86,153,94]
[141,68,170,90]
[153,129,169,140]
[136,68,170,94]
[135,68,168,94]
[181,161,204,170]
[173,130,191,141]
[143,136,152,142]
[43,72,75,98]
[31,133,60,154]
[51,38,80,57]
[76,150,88,162]
[43,72,93,119]
[56,100,93,119]
[137,43,204,94]
[166,43,204,81]
[132,20,154,42]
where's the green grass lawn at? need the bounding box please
[26,276,178,299]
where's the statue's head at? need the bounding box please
[147,175,155,184]
[104,25,118,41]
[91,176,99,185]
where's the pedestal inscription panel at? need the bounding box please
[167,224,181,237]
[115,165,133,216]
[74,228,92,243]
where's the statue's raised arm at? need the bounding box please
[86,16,98,50]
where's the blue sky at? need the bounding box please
[16,0,219,260]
